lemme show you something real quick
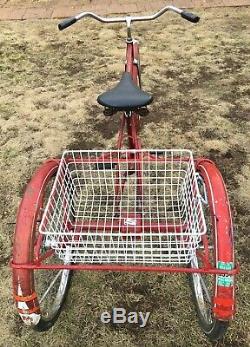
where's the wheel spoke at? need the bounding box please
[191,255,213,323]
[200,276,211,304]
[40,270,63,303]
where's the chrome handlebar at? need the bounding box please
[58,5,199,31]
[75,5,182,23]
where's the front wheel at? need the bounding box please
[12,159,72,331]
[189,159,236,341]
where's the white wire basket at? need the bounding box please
[39,149,206,265]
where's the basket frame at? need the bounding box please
[38,149,207,266]
[10,156,238,276]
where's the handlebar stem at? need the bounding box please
[126,17,133,42]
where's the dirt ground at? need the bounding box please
[0,7,249,347]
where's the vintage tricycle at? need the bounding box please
[11,4,238,341]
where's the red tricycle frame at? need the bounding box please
[11,5,239,334]
[11,40,237,275]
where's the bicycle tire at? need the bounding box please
[12,159,72,331]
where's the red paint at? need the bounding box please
[11,261,239,274]
[196,158,236,320]
[12,159,60,315]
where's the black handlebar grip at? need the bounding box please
[181,11,200,23]
[58,17,77,30]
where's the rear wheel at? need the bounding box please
[189,257,229,341]
[12,160,72,331]
[189,159,235,341]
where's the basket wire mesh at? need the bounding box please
[39,150,206,265]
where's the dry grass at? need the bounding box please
[0,7,249,347]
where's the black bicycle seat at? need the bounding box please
[97,72,153,111]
